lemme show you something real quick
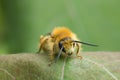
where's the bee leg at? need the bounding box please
[76,43,82,60]
[48,53,55,66]
[36,36,44,53]
[36,36,48,53]
[48,44,57,66]
[36,45,42,53]
[36,42,43,53]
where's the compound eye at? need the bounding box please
[59,41,66,53]
[59,42,63,49]
[62,47,66,53]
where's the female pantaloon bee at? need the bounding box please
[37,27,97,65]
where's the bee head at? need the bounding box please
[56,37,98,62]
[59,37,76,56]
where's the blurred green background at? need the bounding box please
[0,0,120,54]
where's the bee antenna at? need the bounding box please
[55,46,63,63]
[73,41,98,47]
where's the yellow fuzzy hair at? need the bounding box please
[51,27,78,42]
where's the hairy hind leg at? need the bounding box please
[48,43,57,66]
[48,53,55,66]
[48,43,59,66]
[36,35,49,53]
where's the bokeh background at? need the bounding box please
[0,0,120,54]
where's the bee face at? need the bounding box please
[64,42,75,55]
[59,38,76,56]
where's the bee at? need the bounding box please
[37,27,97,65]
